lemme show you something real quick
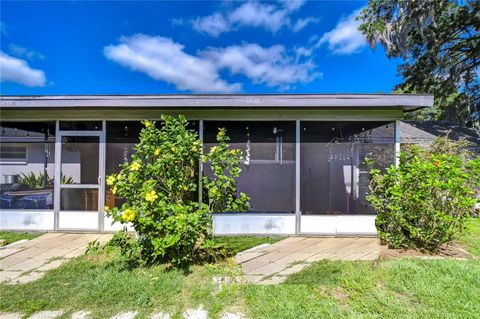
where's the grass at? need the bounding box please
[458,217,480,257]
[279,258,480,319]
[1,233,479,318]
[215,235,284,254]
[0,231,43,246]
[0,236,274,318]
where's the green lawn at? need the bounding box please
[1,233,479,318]
[458,217,480,257]
[0,231,43,246]
[215,235,284,254]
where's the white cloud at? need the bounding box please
[9,43,45,61]
[293,17,319,32]
[316,9,366,55]
[192,13,229,37]
[229,2,289,33]
[278,0,306,12]
[294,46,313,61]
[104,34,318,92]
[104,34,240,93]
[0,51,46,86]
[191,0,309,36]
[171,18,185,26]
[202,43,319,89]
[0,21,8,35]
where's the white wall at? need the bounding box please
[0,212,377,235]
[0,143,55,182]
[300,215,377,235]
[213,214,296,235]
[0,210,54,231]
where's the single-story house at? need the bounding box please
[0,94,433,235]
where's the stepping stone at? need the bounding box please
[277,263,308,275]
[151,312,171,319]
[242,275,264,283]
[257,275,286,285]
[8,271,45,285]
[111,311,137,319]
[72,311,91,319]
[0,312,22,319]
[220,312,246,319]
[36,259,66,272]
[0,271,22,283]
[28,310,64,319]
[183,306,208,319]
[0,248,24,259]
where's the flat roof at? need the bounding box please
[0,94,433,112]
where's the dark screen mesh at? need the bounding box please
[204,121,296,213]
[300,121,394,215]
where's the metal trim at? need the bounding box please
[295,119,301,235]
[198,119,204,206]
[394,120,401,167]
[54,120,60,230]
[99,120,106,232]
[60,184,99,189]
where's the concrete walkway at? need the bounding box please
[0,233,112,284]
[236,237,381,284]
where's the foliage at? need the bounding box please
[85,240,101,255]
[104,229,143,269]
[358,0,480,127]
[0,231,43,245]
[105,115,248,266]
[367,136,480,251]
[202,128,250,213]
[18,171,74,188]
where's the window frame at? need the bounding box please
[0,144,28,165]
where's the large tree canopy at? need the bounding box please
[358,0,479,127]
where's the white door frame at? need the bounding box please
[54,121,106,232]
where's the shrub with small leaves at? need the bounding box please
[367,136,480,251]
[202,128,250,213]
[105,115,248,266]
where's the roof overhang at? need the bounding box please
[0,94,433,112]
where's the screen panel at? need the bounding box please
[204,121,296,213]
[300,121,394,215]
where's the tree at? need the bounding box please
[358,0,479,127]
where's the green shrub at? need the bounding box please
[105,115,247,266]
[202,128,250,213]
[18,172,73,188]
[367,137,480,251]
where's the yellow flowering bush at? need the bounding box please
[130,161,141,171]
[106,175,116,186]
[144,190,158,203]
[105,115,244,266]
[122,208,136,222]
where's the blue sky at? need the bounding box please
[0,0,401,95]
